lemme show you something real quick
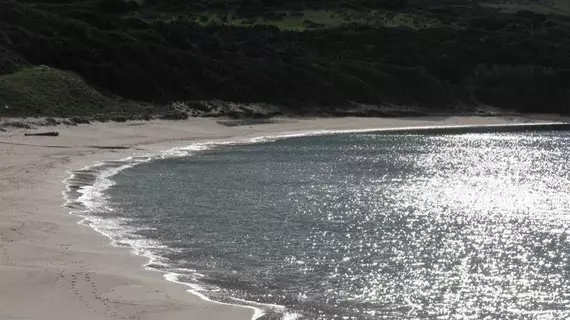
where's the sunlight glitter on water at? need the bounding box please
[105,131,570,319]
[354,132,570,319]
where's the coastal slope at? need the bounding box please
[2,0,570,117]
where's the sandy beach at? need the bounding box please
[0,115,566,320]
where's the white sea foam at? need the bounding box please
[61,138,294,320]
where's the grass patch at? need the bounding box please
[481,0,570,15]
[377,12,440,30]
[0,66,136,117]
[190,10,440,31]
[264,10,344,31]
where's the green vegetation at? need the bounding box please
[0,66,134,116]
[189,10,440,31]
[481,0,570,15]
[0,0,570,117]
[192,10,347,31]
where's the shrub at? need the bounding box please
[159,110,188,120]
[111,115,127,122]
[70,116,90,124]
[98,0,139,13]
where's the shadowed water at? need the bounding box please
[101,131,570,319]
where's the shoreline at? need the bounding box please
[0,115,568,320]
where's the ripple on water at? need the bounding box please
[101,131,570,319]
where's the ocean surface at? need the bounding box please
[75,130,570,319]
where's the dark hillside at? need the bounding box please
[1,0,570,116]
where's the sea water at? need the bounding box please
[80,131,570,319]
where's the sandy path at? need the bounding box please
[0,115,564,320]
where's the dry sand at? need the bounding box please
[0,115,566,320]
